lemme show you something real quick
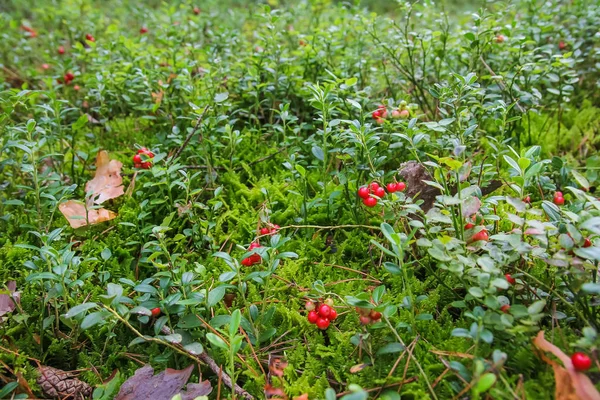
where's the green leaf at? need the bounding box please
[475,373,496,393]
[311,146,324,161]
[376,342,405,355]
[345,77,358,87]
[81,311,105,330]
[183,342,204,355]
[214,92,229,103]
[468,287,484,298]
[206,333,228,350]
[65,303,98,318]
[229,309,241,337]
[101,248,112,261]
[527,300,546,314]
[0,382,18,399]
[208,286,226,307]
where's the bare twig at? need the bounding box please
[171,106,209,162]
[479,56,526,114]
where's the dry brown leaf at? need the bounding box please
[85,150,124,205]
[115,364,212,400]
[268,356,288,378]
[533,331,600,400]
[264,383,287,399]
[350,363,370,373]
[59,200,117,229]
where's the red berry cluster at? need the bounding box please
[260,224,280,235]
[306,299,337,330]
[465,223,489,242]
[241,242,262,266]
[371,105,388,125]
[505,273,516,285]
[357,181,406,207]
[85,33,95,42]
[553,191,565,206]
[140,27,149,34]
[60,71,75,85]
[356,307,382,325]
[133,147,155,169]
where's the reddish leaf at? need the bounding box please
[268,356,288,378]
[0,281,20,320]
[115,364,212,400]
[462,196,482,218]
[265,383,287,399]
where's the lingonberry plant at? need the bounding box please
[1,0,600,399]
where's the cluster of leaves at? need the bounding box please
[1,0,600,399]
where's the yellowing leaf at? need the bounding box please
[59,200,117,229]
[533,331,600,400]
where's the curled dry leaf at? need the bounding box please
[86,150,124,205]
[59,201,117,229]
[115,364,212,400]
[0,281,20,319]
[349,363,370,374]
[533,331,600,400]
[268,356,288,378]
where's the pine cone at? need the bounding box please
[37,366,92,399]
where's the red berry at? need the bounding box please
[379,109,388,119]
[374,187,386,198]
[134,163,141,169]
[358,186,370,199]
[584,238,592,248]
[249,242,260,250]
[58,46,65,55]
[73,85,81,91]
[193,6,201,14]
[85,33,95,42]
[42,63,50,70]
[524,195,531,203]
[571,352,592,372]
[141,162,152,169]
[64,72,74,83]
[363,197,377,207]
[241,258,252,266]
[137,147,147,154]
[305,301,316,311]
[500,304,510,313]
[369,310,382,320]
[359,315,371,325]
[398,109,410,119]
[554,191,563,198]
[505,274,516,285]
[372,110,381,119]
[386,183,397,193]
[316,317,330,330]
[140,27,148,34]
[328,309,338,320]
[470,230,489,242]
[396,182,406,192]
[260,227,270,235]
[151,307,161,317]
[391,109,401,119]
[318,304,331,318]
[377,104,386,109]
[464,223,475,230]
[496,34,505,43]
[559,41,567,50]
[554,196,565,206]
[369,182,380,191]
[307,310,318,324]
[375,117,384,125]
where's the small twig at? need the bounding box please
[171,106,209,162]
[479,56,525,114]
[335,377,417,397]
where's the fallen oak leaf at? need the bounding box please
[59,200,116,229]
[85,150,124,205]
[115,364,212,400]
[533,331,600,400]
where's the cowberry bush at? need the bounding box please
[1,0,600,398]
